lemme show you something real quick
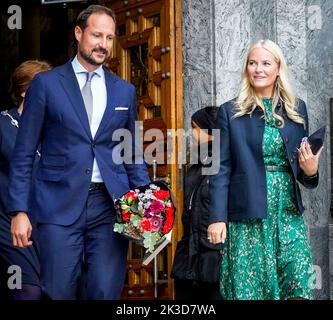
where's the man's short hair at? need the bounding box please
[76,4,116,30]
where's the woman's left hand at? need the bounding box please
[298,139,323,176]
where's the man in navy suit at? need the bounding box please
[7,5,149,299]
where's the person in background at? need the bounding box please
[208,39,323,300]
[0,60,51,300]
[172,106,222,300]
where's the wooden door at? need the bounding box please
[99,0,183,299]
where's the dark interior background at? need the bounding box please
[0,0,98,110]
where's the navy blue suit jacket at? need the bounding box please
[7,61,149,225]
[209,99,318,223]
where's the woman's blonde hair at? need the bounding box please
[234,39,305,127]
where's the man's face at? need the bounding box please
[75,12,115,69]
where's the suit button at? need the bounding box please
[91,143,96,148]
[86,169,91,174]
[290,159,294,163]
[285,138,289,143]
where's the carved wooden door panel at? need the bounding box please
[99,0,183,300]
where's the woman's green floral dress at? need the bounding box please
[219,98,314,300]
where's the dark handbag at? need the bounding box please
[171,238,197,280]
[198,234,222,283]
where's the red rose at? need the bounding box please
[124,191,132,198]
[153,190,170,200]
[141,218,152,231]
[124,191,138,199]
[124,191,138,205]
[122,210,131,222]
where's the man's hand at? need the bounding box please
[11,212,33,247]
[207,222,227,244]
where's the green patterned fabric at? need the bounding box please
[219,98,314,300]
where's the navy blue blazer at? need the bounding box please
[1,108,40,222]
[0,109,40,287]
[209,99,318,223]
[0,108,19,215]
[7,61,149,225]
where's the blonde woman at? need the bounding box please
[207,39,323,300]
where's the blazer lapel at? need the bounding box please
[58,62,92,140]
[277,101,294,140]
[252,107,265,147]
[94,69,119,139]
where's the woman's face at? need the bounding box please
[247,47,279,96]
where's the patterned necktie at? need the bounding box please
[81,72,95,124]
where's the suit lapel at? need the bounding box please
[58,61,92,140]
[94,69,119,139]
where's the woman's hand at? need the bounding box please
[298,139,323,176]
[207,222,227,244]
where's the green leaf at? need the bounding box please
[127,196,135,205]
[121,204,131,212]
[143,237,155,253]
[113,223,125,233]
[130,215,141,227]
[142,232,162,253]
[130,203,138,213]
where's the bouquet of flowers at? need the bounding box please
[113,181,175,253]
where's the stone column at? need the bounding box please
[249,0,277,43]
[304,0,333,300]
[214,0,251,104]
[276,0,332,300]
[182,0,216,131]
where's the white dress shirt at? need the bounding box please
[71,56,107,182]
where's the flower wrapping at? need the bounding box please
[113,181,175,253]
